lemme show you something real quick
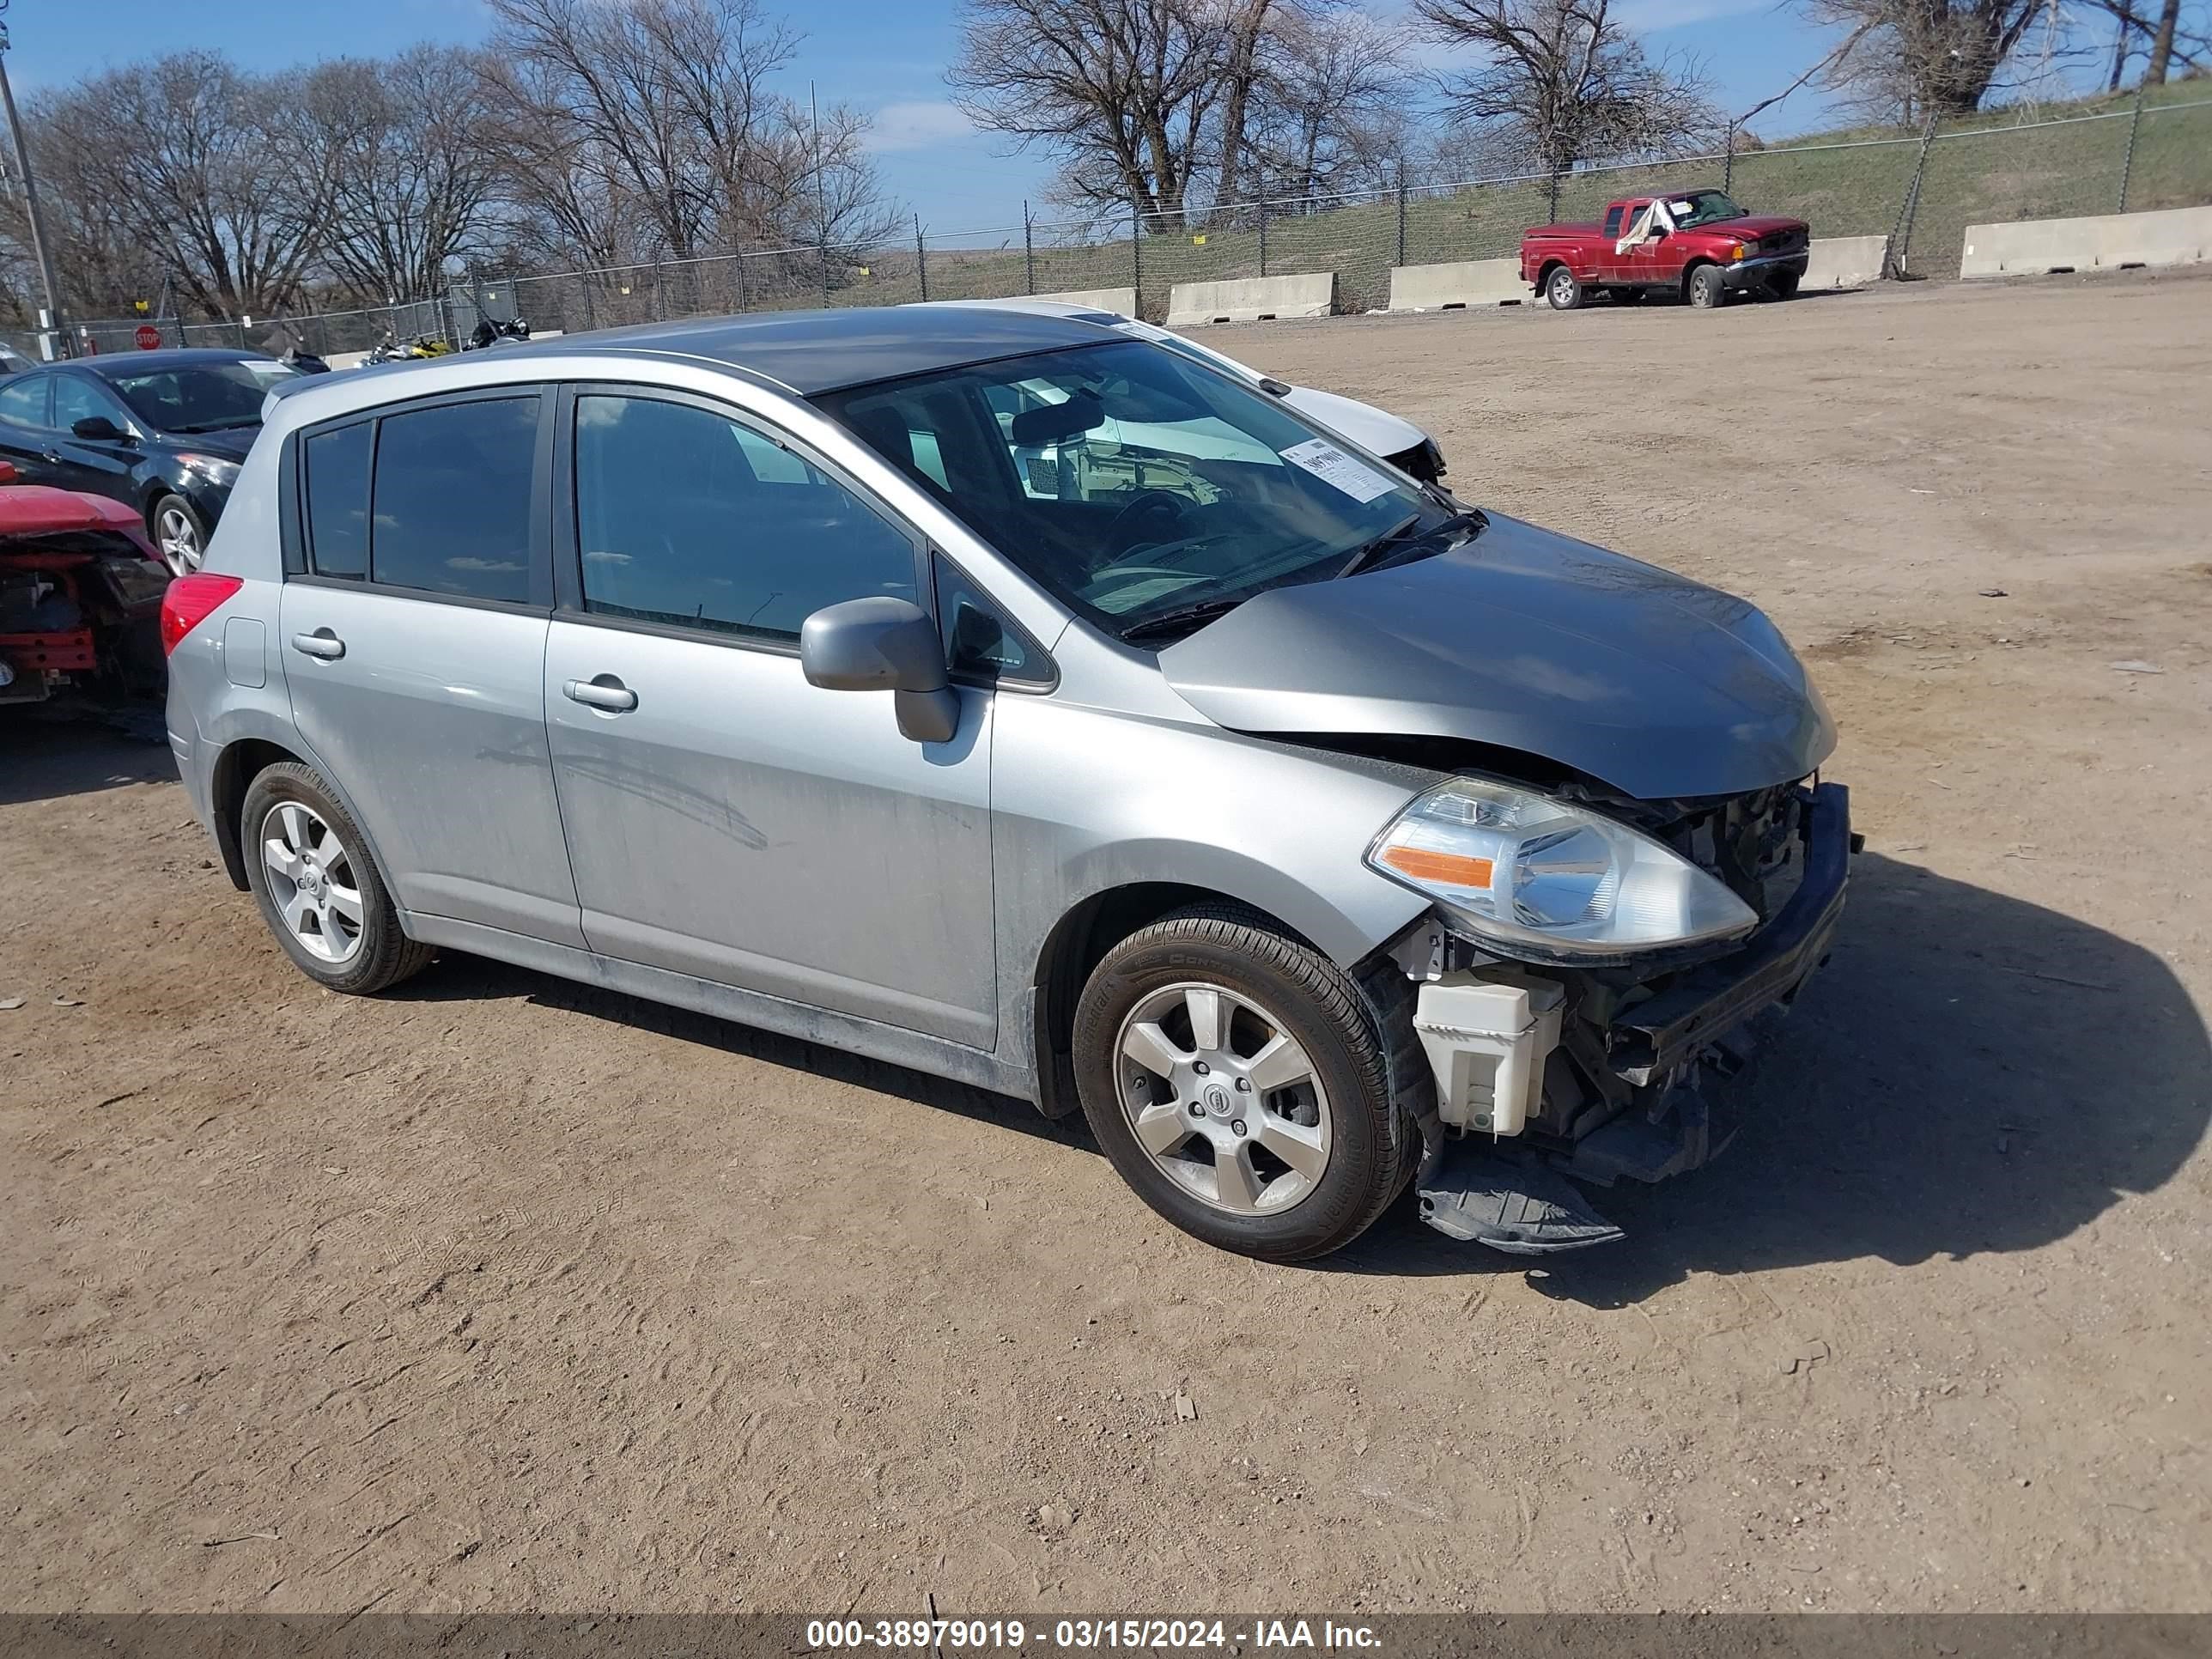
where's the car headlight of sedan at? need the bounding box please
[1367,776,1759,959]
[177,453,241,487]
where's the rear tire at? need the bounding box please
[241,762,433,995]
[1544,266,1583,311]
[1686,264,1728,309]
[1073,905,1417,1262]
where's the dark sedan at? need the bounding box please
[0,349,300,575]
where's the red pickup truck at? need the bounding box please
[1520,187,1811,311]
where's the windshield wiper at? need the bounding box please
[1335,509,1481,580]
[1118,596,1251,645]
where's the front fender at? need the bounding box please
[989,695,1436,1083]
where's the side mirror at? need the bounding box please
[799,595,961,744]
[73,416,131,442]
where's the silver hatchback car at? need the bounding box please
[164,307,1850,1261]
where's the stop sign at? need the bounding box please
[135,324,161,350]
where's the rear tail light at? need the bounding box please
[160,573,244,656]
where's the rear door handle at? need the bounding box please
[563,676,638,713]
[40,450,60,465]
[290,629,346,660]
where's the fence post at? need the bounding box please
[653,260,666,320]
[915,216,929,302]
[1395,162,1407,269]
[1131,197,1142,316]
[819,234,832,302]
[1546,163,1561,226]
[2118,81,2148,211]
[1723,123,1736,195]
[734,249,748,313]
[1258,196,1268,278]
[1024,203,1035,295]
[1884,114,1940,280]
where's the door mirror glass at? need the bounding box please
[72,416,131,442]
[799,595,960,744]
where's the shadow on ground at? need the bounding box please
[0,714,172,807]
[401,851,2208,1298]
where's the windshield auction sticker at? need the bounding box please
[1280,437,1397,503]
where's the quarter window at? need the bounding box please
[369,397,538,603]
[0,375,46,428]
[304,422,373,579]
[572,393,917,642]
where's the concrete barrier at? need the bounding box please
[1031,286,1138,314]
[1960,205,2212,278]
[1387,258,1527,312]
[1166,272,1334,325]
[1803,234,1888,289]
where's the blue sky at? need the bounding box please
[15,0,1878,230]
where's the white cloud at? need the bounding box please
[866,101,979,155]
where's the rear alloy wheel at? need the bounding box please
[1686,264,1728,309]
[241,762,434,994]
[152,494,209,577]
[1545,266,1584,311]
[1073,906,1418,1261]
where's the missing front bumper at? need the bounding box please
[1411,782,1854,1253]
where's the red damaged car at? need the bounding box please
[1520,187,1811,311]
[0,461,171,714]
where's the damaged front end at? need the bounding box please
[1382,778,1856,1254]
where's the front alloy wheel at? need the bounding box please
[1546,267,1583,310]
[1115,981,1332,1216]
[154,495,206,576]
[1073,905,1420,1261]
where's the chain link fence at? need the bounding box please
[17,92,2210,359]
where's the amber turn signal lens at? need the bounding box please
[1378,846,1495,889]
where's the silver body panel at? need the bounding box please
[167,314,1822,1109]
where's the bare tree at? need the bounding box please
[320,49,502,303]
[29,52,351,319]
[1414,0,1719,174]
[1247,5,1412,200]
[482,0,897,262]
[1790,0,2157,118]
[949,0,1231,218]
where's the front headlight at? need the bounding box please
[1367,777,1759,960]
[177,453,241,487]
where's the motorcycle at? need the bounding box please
[465,315,533,351]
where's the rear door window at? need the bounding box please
[369,397,538,603]
[1603,205,1624,239]
[0,374,48,428]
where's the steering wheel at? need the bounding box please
[1103,489,1192,552]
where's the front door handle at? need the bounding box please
[563,675,638,713]
[40,450,60,465]
[290,629,346,660]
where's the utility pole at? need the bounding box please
[0,5,64,358]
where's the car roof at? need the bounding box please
[73,349,276,378]
[503,305,1118,395]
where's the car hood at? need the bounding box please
[1279,384,1428,461]
[1704,215,1804,240]
[163,424,258,461]
[1156,513,1835,799]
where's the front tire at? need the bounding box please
[1686,264,1728,309]
[1768,268,1801,301]
[1544,265,1583,311]
[240,763,433,995]
[151,494,209,578]
[1073,906,1417,1262]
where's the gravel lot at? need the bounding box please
[4,270,2209,1618]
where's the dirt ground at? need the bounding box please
[3,270,2209,1620]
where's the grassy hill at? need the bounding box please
[815,81,2212,319]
